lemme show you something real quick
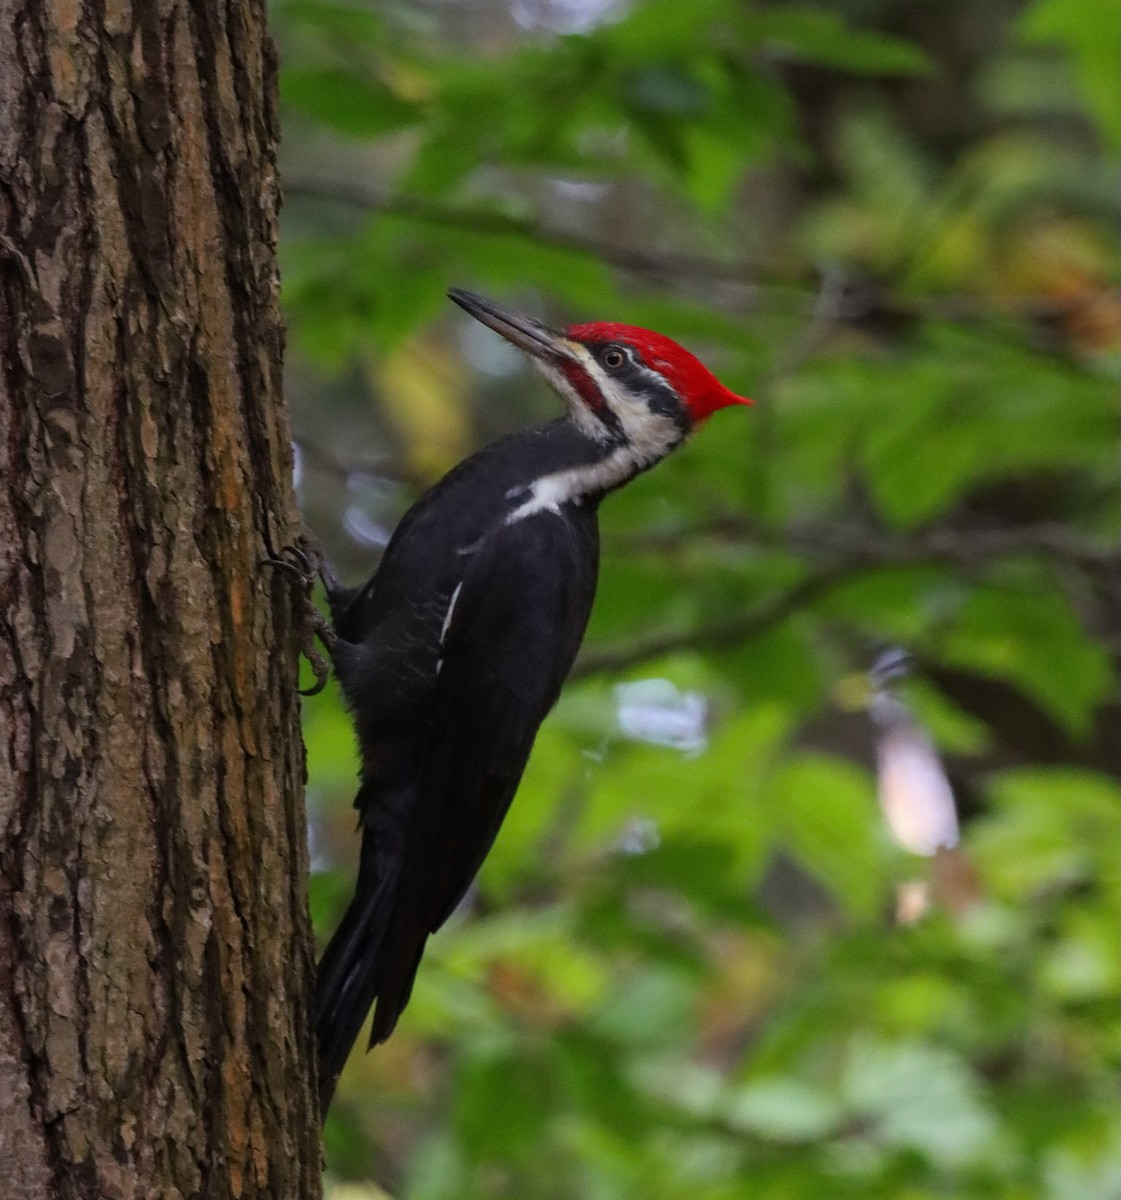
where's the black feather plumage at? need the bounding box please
[315,422,601,1110]
[311,287,746,1114]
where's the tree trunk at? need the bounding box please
[0,3,321,1197]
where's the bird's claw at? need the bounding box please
[297,642,332,696]
[260,533,337,695]
[258,544,311,583]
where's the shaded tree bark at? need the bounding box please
[0,2,320,1196]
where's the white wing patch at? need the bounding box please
[435,580,464,676]
[439,581,464,646]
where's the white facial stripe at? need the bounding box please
[514,342,686,523]
[573,350,683,460]
[534,356,613,442]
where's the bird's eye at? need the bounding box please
[602,348,626,370]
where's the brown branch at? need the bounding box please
[571,568,845,678]
[283,176,1085,329]
[610,516,1119,575]
[575,518,1118,678]
[284,176,804,304]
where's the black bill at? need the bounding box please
[448,288,576,362]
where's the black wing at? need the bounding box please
[366,506,598,1042]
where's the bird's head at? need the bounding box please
[449,288,751,463]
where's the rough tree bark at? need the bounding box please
[0,3,321,1197]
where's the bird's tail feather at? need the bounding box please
[315,798,402,1112]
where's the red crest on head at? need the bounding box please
[566,321,752,423]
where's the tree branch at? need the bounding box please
[575,518,1118,678]
[610,516,1119,575]
[283,176,1085,329]
[284,176,804,306]
[571,568,845,678]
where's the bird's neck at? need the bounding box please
[506,418,681,524]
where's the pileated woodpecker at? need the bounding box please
[314,288,750,1109]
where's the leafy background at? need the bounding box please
[271,0,1120,1196]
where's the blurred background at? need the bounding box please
[271,0,1120,1196]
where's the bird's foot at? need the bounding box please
[265,530,348,601]
[260,531,337,696]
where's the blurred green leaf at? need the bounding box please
[590,964,698,1047]
[971,769,1121,899]
[724,1077,842,1140]
[840,1039,1000,1167]
[1021,0,1121,148]
[941,585,1113,735]
[282,67,421,138]
[744,9,933,76]
[276,0,389,46]
[767,755,884,920]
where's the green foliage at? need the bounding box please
[1020,0,1121,148]
[276,0,1120,1196]
[283,67,423,139]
